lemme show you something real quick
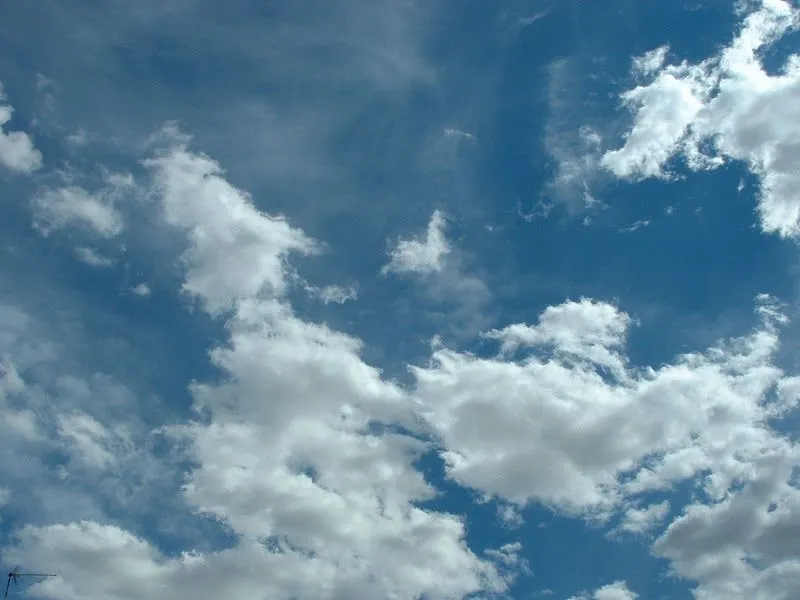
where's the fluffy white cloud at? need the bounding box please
[382,209,492,340]
[0,83,42,173]
[1,135,512,600]
[651,437,800,600]
[485,299,632,377]
[600,60,713,179]
[631,46,670,77]
[382,209,450,275]
[5,520,498,600]
[3,521,329,600]
[415,295,794,519]
[144,144,318,314]
[6,125,800,600]
[616,500,670,536]
[131,283,151,297]
[569,581,638,600]
[602,0,800,237]
[144,143,506,600]
[416,291,800,598]
[31,173,131,237]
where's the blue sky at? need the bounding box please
[1,1,800,599]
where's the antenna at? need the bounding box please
[5,567,57,599]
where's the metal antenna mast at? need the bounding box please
[4,567,57,599]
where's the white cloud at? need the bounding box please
[497,503,524,529]
[569,581,639,600]
[543,58,607,211]
[485,298,632,377]
[651,437,800,600]
[0,83,42,173]
[443,127,477,143]
[74,247,114,268]
[0,299,180,530]
[306,283,358,305]
[382,210,450,276]
[415,295,794,520]
[414,291,800,598]
[483,541,522,565]
[484,542,530,585]
[632,46,670,77]
[131,283,151,297]
[319,284,357,304]
[31,174,129,237]
[618,219,651,233]
[144,142,318,314]
[602,0,800,237]
[600,61,714,180]
[56,411,131,471]
[144,143,505,600]
[382,209,492,339]
[2,135,506,600]
[5,518,499,600]
[616,500,670,535]
[5,123,800,600]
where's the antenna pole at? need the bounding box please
[4,569,57,599]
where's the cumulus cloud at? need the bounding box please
[0,134,511,600]
[144,142,506,600]
[0,83,42,173]
[144,143,319,314]
[5,122,800,600]
[382,210,450,276]
[415,291,800,598]
[415,295,795,520]
[5,520,497,600]
[602,0,800,237]
[652,439,800,600]
[600,59,713,180]
[485,299,632,377]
